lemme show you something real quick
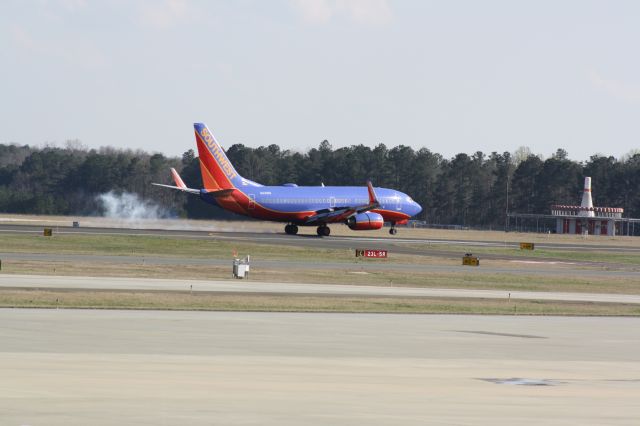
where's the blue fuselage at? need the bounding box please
[201,184,423,224]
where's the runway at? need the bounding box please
[1,309,639,425]
[2,274,640,304]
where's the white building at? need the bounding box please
[550,177,622,236]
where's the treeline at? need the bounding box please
[0,143,183,217]
[1,141,639,226]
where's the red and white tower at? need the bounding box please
[550,176,624,235]
[578,177,594,218]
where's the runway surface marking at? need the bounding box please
[451,330,547,339]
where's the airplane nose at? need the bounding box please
[414,202,423,216]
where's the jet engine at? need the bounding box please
[347,212,384,230]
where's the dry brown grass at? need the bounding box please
[3,258,640,294]
[2,214,640,315]
[2,288,639,315]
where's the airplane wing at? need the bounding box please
[305,181,380,225]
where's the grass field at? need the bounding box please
[2,289,639,316]
[404,242,640,266]
[1,233,639,294]
[2,259,640,295]
[1,222,639,314]
[0,233,360,262]
[2,231,640,267]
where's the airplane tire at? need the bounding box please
[389,228,397,235]
[285,224,296,235]
[317,226,330,237]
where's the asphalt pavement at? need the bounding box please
[1,309,639,425]
[2,274,640,304]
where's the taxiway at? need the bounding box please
[2,273,640,304]
[1,309,639,425]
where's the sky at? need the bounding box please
[1,0,639,161]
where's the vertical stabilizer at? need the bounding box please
[578,177,595,217]
[193,123,243,190]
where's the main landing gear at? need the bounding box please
[317,225,331,237]
[389,222,397,235]
[284,224,331,236]
[284,224,298,235]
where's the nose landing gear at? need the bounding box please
[389,222,397,235]
[284,224,299,235]
[317,225,331,237]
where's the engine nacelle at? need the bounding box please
[347,212,384,230]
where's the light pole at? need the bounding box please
[505,174,510,232]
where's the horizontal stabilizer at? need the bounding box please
[152,184,235,198]
[152,168,200,194]
[152,167,209,196]
[151,183,200,194]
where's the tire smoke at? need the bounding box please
[96,191,172,220]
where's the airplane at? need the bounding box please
[153,123,423,236]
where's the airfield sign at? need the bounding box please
[356,249,388,258]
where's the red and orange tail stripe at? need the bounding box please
[194,123,240,191]
[195,133,225,190]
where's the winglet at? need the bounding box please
[367,180,379,205]
[171,168,187,189]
